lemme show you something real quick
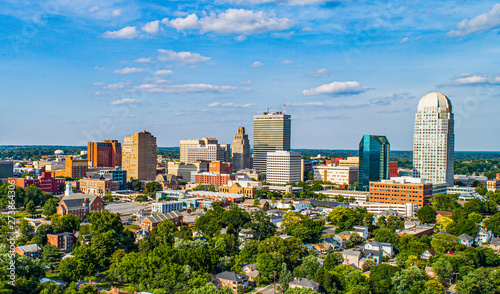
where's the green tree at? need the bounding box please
[391,266,429,294]
[257,251,284,283]
[42,198,59,217]
[430,233,465,254]
[41,244,62,269]
[456,267,495,294]
[26,200,36,214]
[455,219,478,237]
[149,219,176,248]
[323,252,343,271]
[432,257,453,283]
[207,184,216,192]
[278,262,293,293]
[417,206,436,223]
[193,184,205,191]
[369,264,402,294]
[245,211,276,241]
[464,199,482,214]
[374,227,399,244]
[31,224,53,246]
[483,212,500,236]
[86,210,124,235]
[145,181,163,194]
[328,207,356,231]
[430,194,459,211]
[423,279,444,294]
[293,255,320,280]
[52,214,81,233]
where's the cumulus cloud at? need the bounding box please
[288,102,325,106]
[113,67,146,74]
[448,4,500,37]
[112,9,121,17]
[302,81,367,96]
[88,6,99,13]
[251,61,263,67]
[309,68,330,77]
[400,37,409,43]
[134,83,237,94]
[448,74,500,86]
[154,69,174,75]
[208,102,256,108]
[370,93,413,105]
[157,49,211,63]
[102,26,139,39]
[142,20,160,34]
[104,82,127,89]
[134,57,151,63]
[163,9,295,35]
[281,60,293,65]
[109,98,142,105]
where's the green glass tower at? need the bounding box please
[359,135,390,190]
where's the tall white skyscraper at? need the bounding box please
[253,111,291,171]
[266,151,301,185]
[413,92,454,186]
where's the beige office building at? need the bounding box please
[253,111,291,171]
[338,157,359,167]
[232,127,251,171]
[313,165,359,185]
[180,138,230,163]
[122,131,157,181]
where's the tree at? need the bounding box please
[374,227,399,244]
[257,252,284,283]
[456,267,495,294]
[455,219,478,237]
[464,199,482,214]
[284,287,319,294]
[86,210,124,235]
[423,279,444,294]
[145,181,162,194]
[369,264,402,294]
[293,255,320,280]
[41,244,62,269]
[278,263,293,293]
[31,224,53,246]
[220,207,250,230]
[430,233,464,254]
[207,184,216,192]
[42,198,59,217]
[430,194,459,211]
[245,211,276,241]
[51,214,81,233]
[148,219,176,248]
[391,266,429,294]
[435,217,456,233]
[39,282,64,294]
[193,184,205,191]
[26,200,36,214]
[417,206,436,223]
[323,252,343,271]
[432,257,453,283]
[483,212,500,236]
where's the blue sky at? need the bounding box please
[1,0,500,151]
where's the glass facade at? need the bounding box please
[359,135,390,190]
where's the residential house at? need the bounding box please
[134,229,150,241]
[490,238,500,253]
[362,249,383,264]
[47,232,75,253]
[364,241,394,257]
[14,244,42,258]
[140,211,183,231]
[289,278,320,291]
[435,210,453,220]
[475,228,493,245]
[241,263,259,282]
[333,232,351,248]
[214,271,249,293]
[342,250,362,268]
[238,228,254,244]
[352,225,369,239]
[321,226,337,237]
[322,237,343,250]
[420,248,436,260]
[312,243,334,255]
[458,234,474,247]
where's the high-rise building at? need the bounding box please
[359,135,390,190]
[266,151,301,185]
[413,92,454,187]
[87,140,122,168]
[253,111,291,171]
[179,138,230,163]
[232,127,251,171]
[122,131,157,181]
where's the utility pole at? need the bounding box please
[273,271,277,294]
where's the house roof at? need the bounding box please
[458,234,474,241]
[215,271,247,283]
[61,193,100,210]
[363,249,383,256]
[143,211,182,224]
[366,240,392,247]
[491,238,500,246]
[435,211,453,216]
[16,244,41,253]
[289,278,319,289]
[342,250,362,258]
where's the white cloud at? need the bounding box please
[109,99,142,105]
[93,82,105,86]
[251,61,263,67]
[281,60,293,65]
[400,37,409,43]
[112,9,122,17]
[102,26,139,39]
[208,102,256,108]
[448,4,500,37]
[113,67,146,74]
[226,0,333,6]
[370,93,413,105]
[454,75,489,85]
[234,35,247,41]
[164,9,295,35]
[134,57,151,63]
[301,27,313,32]
[240,79,253,85]
[135,83,237,94]
[146,77,172,84]
[142,20,160,34]
[157,49,211,64]
[309,68,330,77]
[154,69,174,75]
[104,82,127,89]
[302,81,368,96]
[88,6,99,13]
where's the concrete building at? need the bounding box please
[359,135,390,190]
[313,165,359,185]
[232,126,251,171]
[50,157,88,178]
[338,157,359,167]
[266,151,301,185]
[253,111,291,171]
[96,167,127,189]
[368,177,432,206]
[0,161,14,178]
[350,201,417,218]
[78,178,120,195]
[179,138,230,163]
[151,201,183,213]
[194,172,235,186]
[209,161,233,175]
[167,161,208,182]
[486,180,500,192]
[413,92,454,186]
[219,178,263,198]
[87,140,122,168]
[122,131,157,181]
[319,190,369,202]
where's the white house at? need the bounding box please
[364,241,394,257]
[352,225,369,240]
[475,228,493,245]
[458,234,474,247]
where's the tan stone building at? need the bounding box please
[51,157,88,178]
[122,130,157,181]
[78,178,120,195]
[232,126,251,171]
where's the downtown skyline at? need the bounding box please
[1,1,500,150]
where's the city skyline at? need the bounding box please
[1,1,500,150]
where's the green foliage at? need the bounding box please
[430,194,460,211]
[278,262,293,292]
[483,212,500,236]
[145,181,163,194]
[42,244,62,269]
[374,227,400,244]
[391,266,429,294]
[282,212,325,243]
[193,184,205,191]
[245,211,276,242]
[456,267,496,294]
[293,255,320,280]
[369,264,402,294]
[285,288,320,294]
[42,198,59,217]
[26,200,35,214]
[430,233,465,254]
[417,206,436,223]
[323,251,343,271]
[51,214,81,233]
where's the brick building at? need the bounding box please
[8,171,65,195]
[51,157,88,178]
[141,211,183,231]
[209,161,233,175]
[369,177,432,206]
[194,172,235,186]
[88,140,122,168]
[14,244,42,258]
[389,162,398,178]
[47,232,75,253]
[57,193,105,220]
[214,271,249,293]
[78,178,120,195]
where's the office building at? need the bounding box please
[98,167,127,189]
[50,157,88,178]
[368,177,432,206]
[253,111,291,171]
[209,161,233,174]
[359,135,390,190]
[232,126,251,171]
[151,201,184,214]
[0,161,14,178]
[87,140,122,168]
[167,161,208,182]
[194,172,235,186]
[266,151,301,185]
[413,92,454,186]
[389,162,398,178]
[313,165,359,186]
[122,131,157,181]
[338,157,359,167]
[78,178,120,195]
[179,138,230,163]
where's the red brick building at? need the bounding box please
[8,171,65,195]
[57,193,105,220]
[141,211,183,231]
[214,271,249,293]
[194,172,235,186]
[389,162,398,178]
[14,244,42,258]
[47,232,75,253]
[88,140,122,168]
[209,161,233,175]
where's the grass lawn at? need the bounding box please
[125,224,141,230]
[10,212,30,219]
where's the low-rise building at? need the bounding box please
[342,250,362,268]
[369,177,432,206]
[141,211,183,231]
[489,238,500,253]
[151,201,183,214]
[364,241,394,257]
[486,180,500,192]
[209,161,233,175]
[289,278,320,291]
[8,171,65,195]
[57,190,105,220]
[318,190,369,202]
[313,165,359,186]
[475,228,494,245]
[155,174,178,190]
[15,244,42,258]
[78,178,120,195]
[350,201,417,218]
[396,225,434,238]
[194,172,235,186]
[47,232,75,253]
[459,234,474,247]
[214,271,249,293]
